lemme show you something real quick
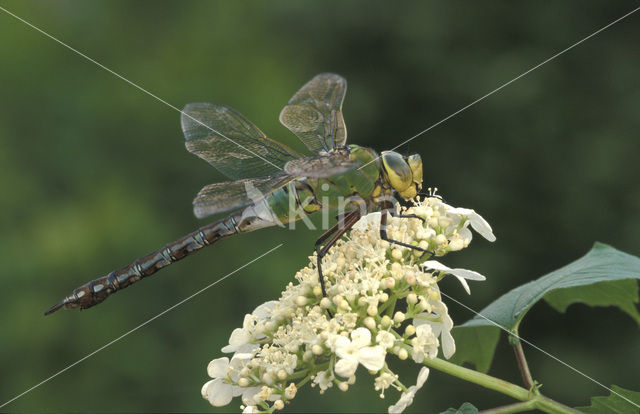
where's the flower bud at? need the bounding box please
[262,373,274,385]
[265,321,276,332]
[238,377,250,387]
[391,249,403,260]
[277,369,288,380]
[405,324,416,336]
[406,274,416,286]
[449,237,464,251]
[274,399,285,410]
[435,234,447,246]
[364,316,376,330]
[398,348,408,360]
[381,315,392,328]
[338,382,349,392]
[284,383,297,399]
[379,292,389,302]
[382,277,395,289]
[312,285,323,297]
[311,344,323,355]
[393,311,405,324]
[295,296,308,307]
[320,297,332,309]
[407,292,418,304]
[367,305,378,316]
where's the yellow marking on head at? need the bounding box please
[382,151,412,191]
[381,151,423,201]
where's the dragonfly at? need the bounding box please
[45,73,428,315]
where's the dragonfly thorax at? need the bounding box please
[380,151,423,200]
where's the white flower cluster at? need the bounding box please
[202,196,495,413]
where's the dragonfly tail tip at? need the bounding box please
[44,301,64,316]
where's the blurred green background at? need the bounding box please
[1,1,639,412]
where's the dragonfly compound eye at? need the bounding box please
[382,151,414,198]
[407,154,423,189]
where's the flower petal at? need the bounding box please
[415,367,430,388]
[221,328,252,353]
[351,327,372,347]
[358,345,386,371]
[204,378,234,407]
[353,212,381,232]
[252,300,277,319]
[334,358,359,378]
[447,207,496,242]
[441,329,456,359]
[424,260,485,294]
[207,357,229,378]
[241,387,262,406]
[388,390,414,413]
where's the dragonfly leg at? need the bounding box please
[314,210,361,298]
[389,210,425,222]
[380,210,434,260]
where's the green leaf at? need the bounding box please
[576,385,640,414]
[448,324,500,372]
[441,402,479,414]
[450,243,640,371]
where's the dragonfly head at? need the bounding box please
[381,151,423,200]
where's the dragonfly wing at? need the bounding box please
[193,173,293,219]
[284,152,359,178]
[182,103,302,180]
[279,73,347,153]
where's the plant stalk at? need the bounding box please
[512,340,534,389]
[479,400,537,414]
[419,357,580,414]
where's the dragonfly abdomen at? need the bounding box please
[44,211,247,315]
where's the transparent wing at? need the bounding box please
[284,151,359,178]
[193,173,293,219]
[279,73,347,153]
[182,103,303,180]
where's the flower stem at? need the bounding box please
[419,357,580,414]
[512,339,534,389]
[480,400,537,414]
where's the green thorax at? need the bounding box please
[307,145,381,208]
[262,145,382,224]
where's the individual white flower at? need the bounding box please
[423,260,486,294]
[312,369,335,392]
[242,405,259,413]
[202,355,255,407]
[201,375,237,407]
[414,301,456,359]
[444,206,496,242]
[387,367,430,413]
[410,324,439,363]
[334,327,386,378]
[222,302,278,353]
[375,371,399,398]
[376,330,396,350]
